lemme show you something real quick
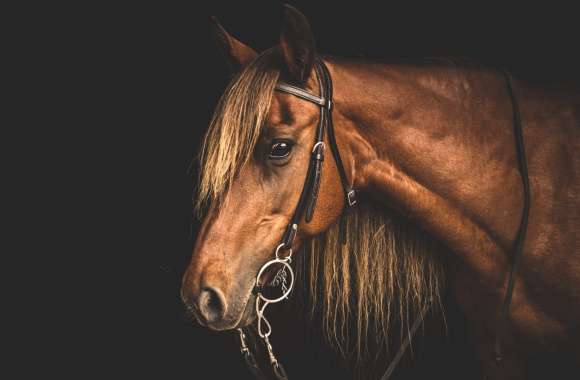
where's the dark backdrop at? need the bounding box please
[55,1,579,379]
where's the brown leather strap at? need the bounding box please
[276,58,357,248]
[494,70,531,364]
[380,306,430,380]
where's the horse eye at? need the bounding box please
[268,141,292,159]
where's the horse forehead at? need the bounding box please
[267,92,319,127]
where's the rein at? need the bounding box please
[235,63,530,379]
[494,70,531,364]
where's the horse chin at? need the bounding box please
[234,293,257,329]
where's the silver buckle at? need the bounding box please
[347,190,357,206]
[311,141,325,153]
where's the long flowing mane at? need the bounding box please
[196,48,445,363]
[297,201,444,363]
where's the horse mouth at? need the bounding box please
[191,262,283,331]
[232,261,291,329]
[234,293,257,329]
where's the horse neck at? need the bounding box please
[326,58,524,280]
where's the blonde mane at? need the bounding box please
[297,201,444,363]
[196,49,280,214]
[196,49,444,365]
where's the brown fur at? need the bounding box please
[193,49,444,362]
[299,199,443,361]
[183,5,580,379]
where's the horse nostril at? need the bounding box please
[199,286,226,323]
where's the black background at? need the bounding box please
[35,1,579,379]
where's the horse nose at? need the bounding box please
[198,286,227,323]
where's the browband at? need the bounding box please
[275,83,331,108]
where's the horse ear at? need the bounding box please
[210,16,258,71]
[279,4,316,84]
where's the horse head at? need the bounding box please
[181,5,348,330]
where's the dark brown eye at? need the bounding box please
[268,140,292,159]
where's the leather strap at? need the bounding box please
[275,83,328,107]
[494,70,531,364]
[380,306,430,380]
[316,61,357,244]
[276,59,357,248]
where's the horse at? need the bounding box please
[181,4,580,379]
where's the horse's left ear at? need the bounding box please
[210,16,258,71]
[279,4,316,84]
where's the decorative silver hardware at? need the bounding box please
[347,189,357,206]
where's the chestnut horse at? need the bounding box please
[182,5,580,379]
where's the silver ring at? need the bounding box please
[256,259,294,303]
[274,243,292,261]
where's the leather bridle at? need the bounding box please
[276,58,357,250]
[237,58,357,380]
[236,58,426,380]
[235,60,530,380]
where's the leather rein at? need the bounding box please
[235,60,530,380]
